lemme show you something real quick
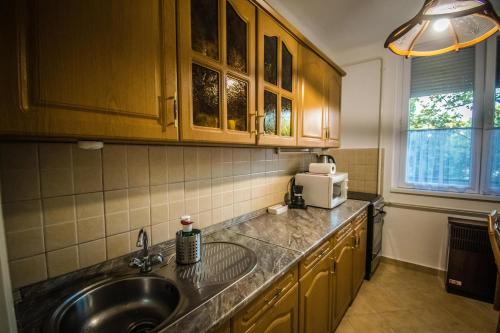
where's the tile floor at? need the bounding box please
[337,262,498,332]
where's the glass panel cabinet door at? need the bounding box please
[191,0,219,60]
[226,2,247,73]
[280,97,292,136]
[281,43,293,92]
[178,0,256,143]
[264,36,278,85]
[257,9,298,146]
[227,76,248,131]
[192,63,220,128]
[264,90,278,134]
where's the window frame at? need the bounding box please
[395,40,500,199]
[481,36,500,195]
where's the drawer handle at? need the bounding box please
[317,248,328,259]
[265,287,283,305]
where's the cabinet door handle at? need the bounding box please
[162,94,178,130]
[332,261,337,274]
[251,113,265,136]
[173,94,178,128]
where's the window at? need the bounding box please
[484,37,500,195]
[399,36,500,197]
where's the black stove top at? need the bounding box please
[347,191,381,203]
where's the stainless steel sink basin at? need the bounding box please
[44,275,180,333]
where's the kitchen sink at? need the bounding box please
[43,242,256,333]
[44,275,180,333]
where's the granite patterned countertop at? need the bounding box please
[15,200,368,333]
[161,199,369,333]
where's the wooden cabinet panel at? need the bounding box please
[1,0,178,141]
[232,266,298,333]
[299,251,333,333]
[178,0,256,144]
[297,45,326,147]
[252,284,299,333]
[299,239,331,277]
[257,9,298,147]
[324,66,341,148]
[331,229,353,329]
[352,218,367,297]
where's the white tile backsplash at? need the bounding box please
[2,143,311,288]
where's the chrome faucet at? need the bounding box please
[129,229,164,273]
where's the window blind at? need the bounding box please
[410,47,475,98]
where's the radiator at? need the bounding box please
[446,217,496,303]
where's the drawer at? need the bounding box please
[354,216,367,232]
[299,239,332,277]
[352,210,368,229]
[232,265,298,331]
[333,222,353,245]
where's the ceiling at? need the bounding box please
[265,0,500,59]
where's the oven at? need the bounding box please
[347,192,385,280]
[369,197,385,279]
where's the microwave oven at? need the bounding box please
[294,172,348,209]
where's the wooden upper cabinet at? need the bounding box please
[1,0,178,140]
[178,0,256,144]
[324,65,342,148]
[298,45,342,148]
[257,10,298,147]
[297,45,327,147]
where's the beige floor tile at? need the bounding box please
[336,262,498,333]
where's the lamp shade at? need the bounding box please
[385,0,499,57]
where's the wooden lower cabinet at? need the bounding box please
[331,230,354,330]
[232,266,299,333]
[352,217,367,298]
[228,212,368,333]
[299,249,333,333]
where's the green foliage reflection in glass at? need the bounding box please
[192,64,220,128]
[408,91,473,130]
[191,0,219,60]
[264,90,277,134]
[226,2,247,73]
[226,77,248,131]
[280,97,292,136]
[264,36,278,85]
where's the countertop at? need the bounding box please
[15,199,369,333]
[162,199,369,332]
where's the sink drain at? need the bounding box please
[128,319,159,333]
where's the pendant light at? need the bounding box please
[385,0,499,57]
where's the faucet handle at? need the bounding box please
[129,257,143,268]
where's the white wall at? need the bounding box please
[340,59,381,149]
[335,41,500,271]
